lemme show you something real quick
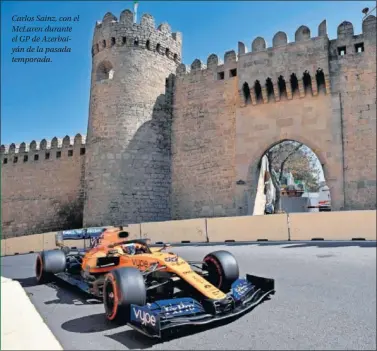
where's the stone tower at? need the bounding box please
[83,9,182,226]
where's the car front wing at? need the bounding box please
[128,274,275,338]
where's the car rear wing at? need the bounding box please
[55,227,107,249]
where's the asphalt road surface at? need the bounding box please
[2,241,376,350]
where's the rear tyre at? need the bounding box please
[203,250,239,293]
[103,267,147,324]
[35,250,67,284]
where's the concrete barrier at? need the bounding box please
[4,234,44,255]
[140,218,207,244]
[42,231,59,250]
[1,276,63,350]
[289,210,377,240]
[206,214,289,242]
[1,239,6,256]
[1,211,376,257]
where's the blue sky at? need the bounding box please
[1,1,375,145]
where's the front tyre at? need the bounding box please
[203,250,239,293]
[103,267,147,324]
[35,250,66,284]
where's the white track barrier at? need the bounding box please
[1,276,63,350]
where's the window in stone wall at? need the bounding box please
[102,39,106,48]
[337,46,346,56]
[122,37,127,45]
[45,152,50,160]
[80,148,86,155]
[230,68,237,77]
[68,150,73,157]
[34,154,39,161]
[303,70,313,94]
[111,37,116,46]
[56,151,61,158]
[96,60,114,81]
[254,80,262,102]
[23,155,28,162]
[146,40,150,50]
[217,71,225,80]
[156,43,161,53]
[13,156,18,163]
[278,75,287,98]
[265,78,274,100]
[134,38,139,46]
[354,42,364,53]
[290,73,299,96]
[242,82,251,104]
[316,68,326,93]
[173,53,178,62]
[3,158,7,164]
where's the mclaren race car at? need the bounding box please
[35,226,275,338]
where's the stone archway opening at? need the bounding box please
[255,139,330,215]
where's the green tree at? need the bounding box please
[264,140,321,213]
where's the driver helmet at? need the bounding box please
[122,243,136,255]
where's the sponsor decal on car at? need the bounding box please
[164,255,178,262]
[132,259,150,269]
[90,236,100,248]
[231,279,255,301]
[132,307,157,326]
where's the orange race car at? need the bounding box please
[35,226,275,338]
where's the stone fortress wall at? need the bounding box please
[1,8,376,238]
[1,135,86,237]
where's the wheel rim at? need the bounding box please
[104,274,118,320]
[35,255,43,281]
[204,257,223,289]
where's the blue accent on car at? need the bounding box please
[231,278,255,301]
[57,227,106,240]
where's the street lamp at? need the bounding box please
[362,6,376,19]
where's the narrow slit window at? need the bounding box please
[278,76,287,98]
[242,82,251,104]
[290,73,299,96]
[265,78,274,99]
[254,80,262,102]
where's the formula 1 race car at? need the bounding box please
[35,226,275,338]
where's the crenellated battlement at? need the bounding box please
[0,134,86,164]
[91,10,182,64]
[176,16,376,80]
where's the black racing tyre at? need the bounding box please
[203,250,239,293]
[103,267,147,324]
[35,250,67,284]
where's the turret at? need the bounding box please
[83,10,182,226]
